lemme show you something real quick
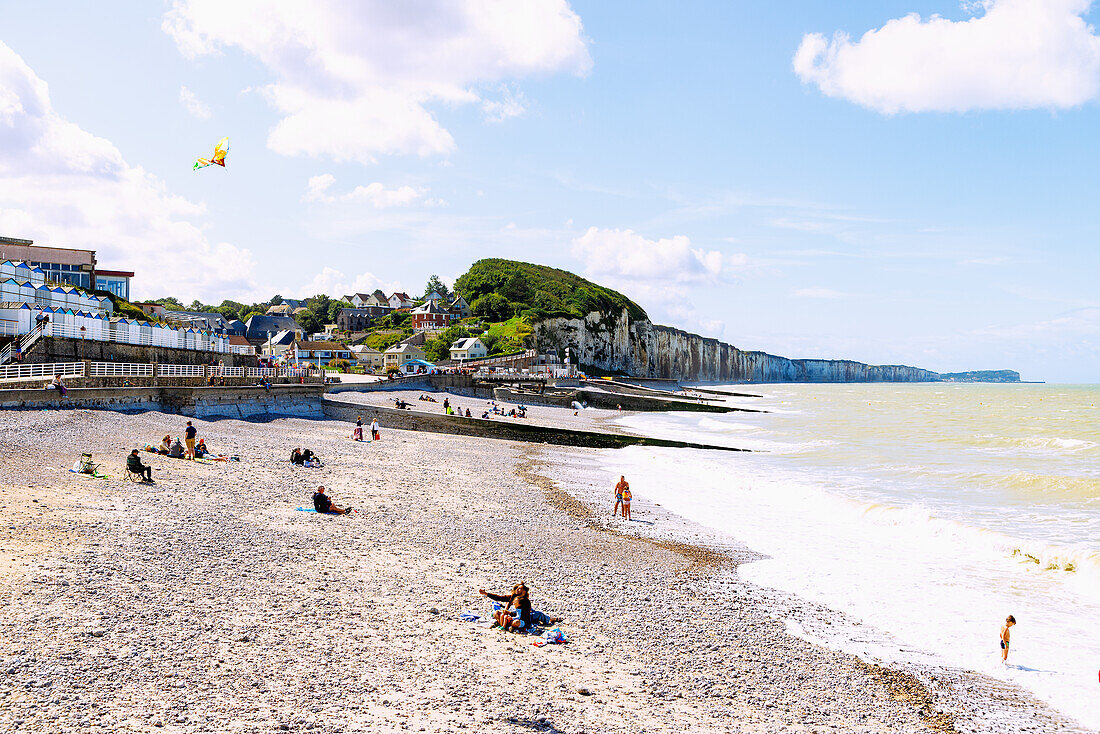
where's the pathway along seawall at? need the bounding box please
[322,397,748,452]
[534,311,942,383]
[0,384,324,419]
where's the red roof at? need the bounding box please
[228,335,251,346]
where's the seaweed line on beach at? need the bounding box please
[515,444,962,734]
[513,446,730,575]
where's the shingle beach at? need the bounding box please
[0,408,1086,733]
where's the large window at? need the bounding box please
[95,275,129,299]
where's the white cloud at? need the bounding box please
[294,266,400,301]
[568,227,744,335]
[164,0,591,163]
[481,84,529,122]
[794,0,1100,113]
[303,175,425,207]
[571,227,733,284]
[792,287,849,299]
[178,85,211,119]
[0,41,258,303]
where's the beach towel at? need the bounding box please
[295,507,318,512]
[69,468,108,480]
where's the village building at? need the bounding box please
[424,290,446,305]
[244,314,302,343]
[346,290,390,309]
[449,295,471,319]
[228,334,256,355]
[388,292,414,309]
[336,306,390,332]
[449,336,487,363]
[409,301,452,331]
[164,311,233,332]
[0,236,133,298]
[259,329,296,358]
[349,344,384,370]
[383,342,427,371]
[135,302,165,318]
[285,340,353,367]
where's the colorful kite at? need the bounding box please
[193,136,229,171]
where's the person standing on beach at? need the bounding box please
[621,484,632,520]
[353,415,364,441]
[184,421,197,460]
[614,476,628,517]
[1000,615,1016,663]
[370,417,380,441]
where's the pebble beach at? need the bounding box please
[0,407,1087,733]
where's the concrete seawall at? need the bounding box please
[322,396,747,452]
[0,385,325,419]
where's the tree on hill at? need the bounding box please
[423,274,451,300]
[151,296,185,310]
[454,259,647,321]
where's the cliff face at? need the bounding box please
[534,310,940,383]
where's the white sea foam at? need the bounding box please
[605,383,1100,729]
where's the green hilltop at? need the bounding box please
[454,258,647,322]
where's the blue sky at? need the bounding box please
[0,0,1096,381]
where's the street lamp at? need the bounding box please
[80,325,86,359]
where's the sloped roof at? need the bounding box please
[290,340,347,351]
[244,314,301,338]
[450,337,483,350]
[411,301,448,315]
[385,342,426,354]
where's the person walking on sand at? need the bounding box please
[1000,615,1016,663]
[614,476,628,517]
[370,417,380,441]
[621,483,632,520]
[353,415,364,441]
[184,420,197,460]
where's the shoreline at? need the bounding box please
[525,443,1093,734]
[0,406,1089,733]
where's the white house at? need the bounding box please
[383,342,427,371]
[388,291,414,309]
[449,336,487,363]
[347,290,391,309]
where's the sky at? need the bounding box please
[0,0,1096,382]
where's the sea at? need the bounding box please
[599,383,1099,729]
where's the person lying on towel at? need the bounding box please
[312,485,349,515]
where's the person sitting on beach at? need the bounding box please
[479,583,533,632]
[465,408,472,418]
[481,411,490,419]
[168,438,185,458]
[291,448,305,465]
[312,485,348,515]
[158,435,172,455]
[1000,615,1016,663]
[127,449,154,483]
[301,449,322,467]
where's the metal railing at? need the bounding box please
[0,361,85,381]
[89,362,153,377]
[157,364,205,377]
[0,360,325,384]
